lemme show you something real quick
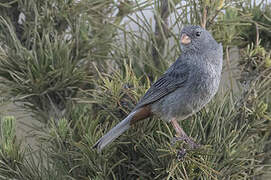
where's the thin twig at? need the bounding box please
[201,6,207,29]
[152,0,171,69]
[255,22,259,46]
[226,45,234,93]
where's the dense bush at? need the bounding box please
[0,0,271,179]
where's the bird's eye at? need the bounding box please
[195,31,201,37]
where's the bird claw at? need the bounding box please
[177,148,187,161]
[171,136,200,149]
[171,136,201,160]
[170,137,179,145]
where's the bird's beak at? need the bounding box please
[181,33,191,44]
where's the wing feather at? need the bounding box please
[135,59,190,109]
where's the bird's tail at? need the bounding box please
[93,110,137,152]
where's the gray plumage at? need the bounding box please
[94,25,223,151]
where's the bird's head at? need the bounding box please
[180,25,217,53]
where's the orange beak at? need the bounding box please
[181,33,191,44]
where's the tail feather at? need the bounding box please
[93,111,137,152]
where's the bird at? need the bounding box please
[93,25,223,152]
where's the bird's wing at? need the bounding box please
[135,59,190,109]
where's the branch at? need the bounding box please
[152,0,171,70]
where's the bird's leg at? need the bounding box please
[170,118,200,149]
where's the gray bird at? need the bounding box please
[93,25,223,152]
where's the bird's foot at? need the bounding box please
[171,136,201,160]
[176,148,187,161]
[171,136,201,149]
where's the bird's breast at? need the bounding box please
[187,63,221,105]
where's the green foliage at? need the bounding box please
[212,1,271,49]
[212,7,248,46]
[239,43,271,87]
[238,0,271,49]
[2,63,270,179]
[0,116,24,179]
[0,0,271,179]
[0,16,88,122]
[0,116,22,159]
